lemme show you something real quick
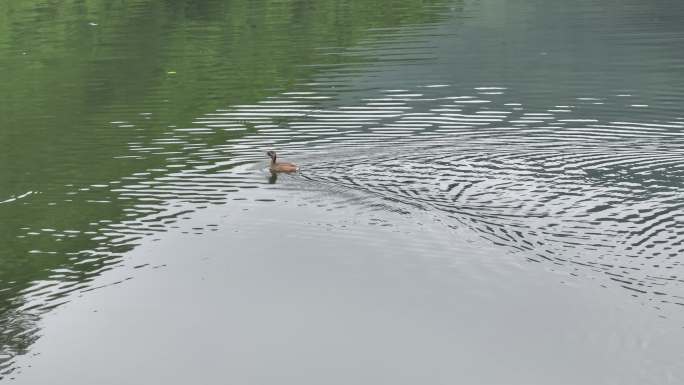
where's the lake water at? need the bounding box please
[1,0,684,383]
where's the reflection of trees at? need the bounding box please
[0,304,40,377]
[0,0,455,379]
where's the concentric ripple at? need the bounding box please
[197,85,684,309]
[13,83,674,319]
[2,82,684,378]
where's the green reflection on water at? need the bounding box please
[0,0,451,372]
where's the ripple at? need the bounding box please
[0,191,34,205]
[156,83,684,312]
[3,81,684,381]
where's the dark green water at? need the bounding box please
[1,0,684,382]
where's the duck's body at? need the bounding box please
[267,151,298,173]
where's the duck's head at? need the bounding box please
[266,150,276,160]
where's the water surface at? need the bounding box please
[1,0,684,382]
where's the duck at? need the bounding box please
[267,151,298,173]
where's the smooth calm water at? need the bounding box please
[1,0,684,383]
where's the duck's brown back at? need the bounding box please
[271,162,298,173]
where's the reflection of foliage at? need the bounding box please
[0,0,453,378]
[0,305,40,377]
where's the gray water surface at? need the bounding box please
[1,0,684,383]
